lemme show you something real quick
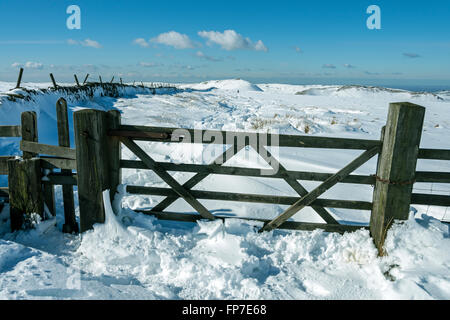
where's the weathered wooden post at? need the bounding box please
[370,102,425,255]
[56,98,78,233]
[22,111,55,216]
[106,110,121,201]
[74,109,114,232]
[8,158,44,231]
[50,73,58,89]
[15,68,24,89]
[8,111,45,231]
[74,74,80,87]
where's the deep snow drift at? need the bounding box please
[0,79,449,299]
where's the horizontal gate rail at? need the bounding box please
[415,171,450,183]
[42,172,78,185]
[0,125,21,137]
[110,125,382,150]
[411,193,450,207]
[40,157,77,170]
[126,185,373,210]
[418,148,450,161]
[136,210,368,234]
[120,160,376,184]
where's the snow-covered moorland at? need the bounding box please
[0,79,449,299]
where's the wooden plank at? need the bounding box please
[0,187,8,198]
[40,157,77,170]
[8,159,44,231]
[411,193,450,207]
[74,109,111,232]
[137,211,369,234]
[151,144,245,213]
[42,173,78,185]
[20,140,76,159]
[418,149,450,161]
[370,102,425,254]
[126,186,373,210]
[56,98,77,233]
[119,137,216,220]
[0,156,16,174]
[120,160,376,185]
[261,146,380,232]
[415,171,450,183]
[114,125,382,150]
[0,125,21,137]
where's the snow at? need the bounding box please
[0,79,449,299]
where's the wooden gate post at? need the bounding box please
[74,109,111,232]
[106,110,121,201]
[57,98,78,234]
[370,102,425,254]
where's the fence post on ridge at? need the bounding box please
[370,102,425,255]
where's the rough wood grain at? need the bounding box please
[8,159,44,231]
[20,140,76,159]
[0,125,21,137]
[57,98,78,233]
[74,109,111,232]
[370,102,425,254]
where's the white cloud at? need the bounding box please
[150,31,196,49]
[322,64,336,69]
[67,38,102,48]
[198,30,267,52]
[138,62,161,68]
[133,38,149,48]
[11,61,44,69]
[196,51,222,62]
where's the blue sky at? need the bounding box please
[0,0,449,87]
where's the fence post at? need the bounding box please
[57,98,78,233]
[15,68,24,89]
[370,102,425,255]
[74,109,111,232]
[50,73,58,89]
[21,111,55,217]
[8,158,44,231]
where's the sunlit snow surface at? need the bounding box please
[0,80,449,299]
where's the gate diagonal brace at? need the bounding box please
[151,142,246,213]
[251,143,338,225]
[119,137,215,220]
[260,146,380,233]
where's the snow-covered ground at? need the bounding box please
[0,79,449,299]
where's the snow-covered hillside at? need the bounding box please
[0,79,449,299]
